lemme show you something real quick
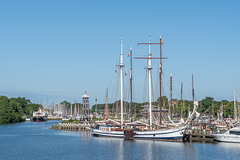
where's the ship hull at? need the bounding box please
[32,117,47,122]
[92,129,124,138]
[133,127,185,141]
[213,134,240,143]
[92,126,185,141]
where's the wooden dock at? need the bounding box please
[184,129,226,143]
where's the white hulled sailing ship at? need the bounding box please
[92,36,195,141]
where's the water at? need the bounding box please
[1,121,240,160]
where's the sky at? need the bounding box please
[0,0,239,107]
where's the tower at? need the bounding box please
[82,91,90,121]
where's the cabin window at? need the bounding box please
[230,131,240,135]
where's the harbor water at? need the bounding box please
[1,121,240,160]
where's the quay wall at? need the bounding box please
[50,123,91,131]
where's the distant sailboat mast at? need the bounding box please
[106,88,108,119]
[130,46,133,120]
[234,88,237,121]
[120,35,124,128]
[181,82,183,120]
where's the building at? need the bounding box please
[81,91,90,121]
[140,104,168,118]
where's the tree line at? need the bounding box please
[0,96,40,124]
[91,96,236,118]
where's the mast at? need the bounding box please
[170,74,173,119]
[47,97,48,111]
[148,36,153,130]
[75,102,77,116]
[120,35,124,128]
[192,74,194,114]
[135,36,168,129]
[130,46,133,120]
[181,82,183,120]
[159,35,163,125]
[234,88,237,121]
[106,88,108,119]
[212,100,214,117]
[95,97,98,113]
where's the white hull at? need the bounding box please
[92,129,124,138]
[213,127,240,143]
[92,126,185,141]
[133,127,185,141]
[213,134,240,143]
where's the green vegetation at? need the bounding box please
[91,96,236,118]
[0,96,40,124]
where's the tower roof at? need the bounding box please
[82,91,89,98]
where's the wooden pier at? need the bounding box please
[184,129,226,143]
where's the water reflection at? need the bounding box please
[217,142,240,150]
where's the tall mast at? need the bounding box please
[212,100,214,117]
[159,35,163,125]
[192,74,194,113]
[106,88,108,119]
[234,88,237,121]
[136,35,166,125]
[148,36,153,130]
[130,46,133,120]
[170,74,173,119]
[120,35,124,128]
[181,82,183,120]
[136,36,168,129]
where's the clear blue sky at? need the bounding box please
[0,0,239,107]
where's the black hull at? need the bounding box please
[32,117,47,122]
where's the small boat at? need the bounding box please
[25,117,31,122]
[62,118,70,121]
[213,127,240,143]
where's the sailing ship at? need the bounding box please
[92,35,125,137]
[92,35,195,141]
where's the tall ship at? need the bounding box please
[92,35,195,141]
[32,107,48,122]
